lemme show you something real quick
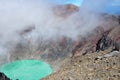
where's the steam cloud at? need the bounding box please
[0,0,118,65]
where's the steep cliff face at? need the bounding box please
[72,26,120,58]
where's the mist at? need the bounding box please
[0,0,118,65]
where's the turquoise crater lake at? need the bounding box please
[0,60,52,80]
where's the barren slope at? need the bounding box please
[43,50,120,80]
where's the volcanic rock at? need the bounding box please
[53,4,79,17]
[42,50,120,80]
[72,25,120,58]
[0,72,10,80]
[42,16,120,80]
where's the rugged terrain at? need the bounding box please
[0,4,119,80]
[43,50,120,80]
[42,21,120,79]
[42,4,120,79]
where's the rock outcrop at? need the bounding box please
[72,25,120,58]
[0,72,10,80]
[53,4,79,17]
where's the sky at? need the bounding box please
[81,0,120,15]
[103,0,120,14]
